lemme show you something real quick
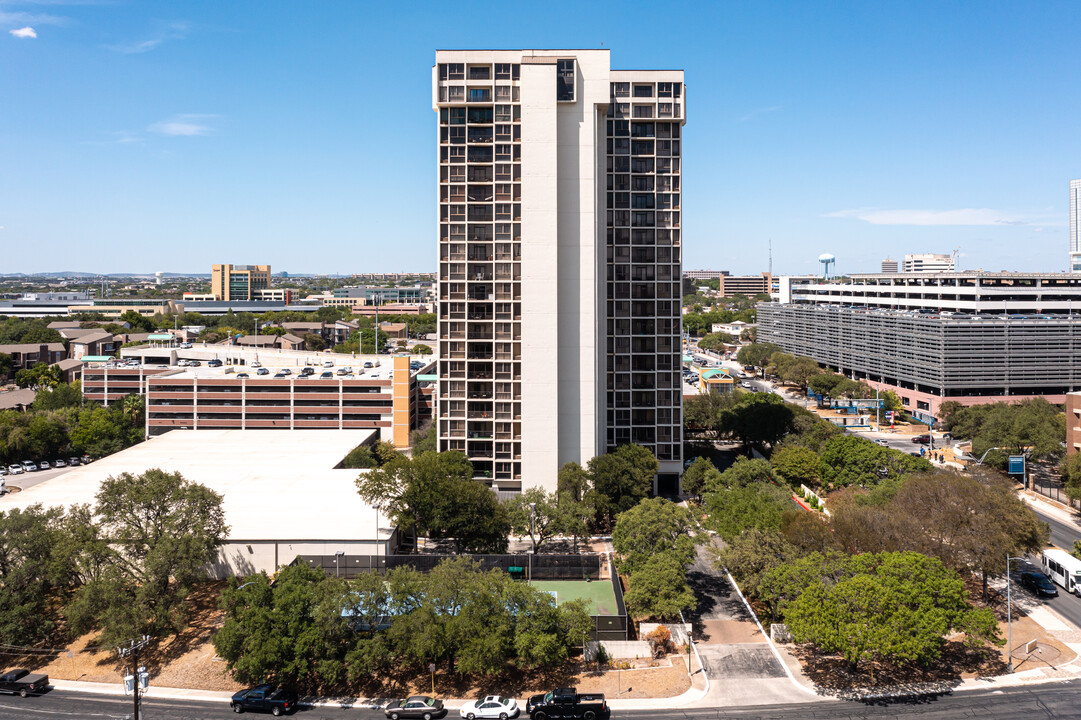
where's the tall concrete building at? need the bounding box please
[433,49,685,493]
[1071,179,1081,272]
[881,258,898,273]
[210,264,271,301]
[902,253,953,273]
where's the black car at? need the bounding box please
[230,684,298,715]
[1021,571,1059,598]
[384,695,445,720]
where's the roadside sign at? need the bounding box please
[1008,456,1026,475]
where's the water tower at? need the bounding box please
[818,253,836,279]
[155,271,164,286]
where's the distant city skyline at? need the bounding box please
[3,1,1081,275]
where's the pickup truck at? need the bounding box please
[525,688,608,720]
[229,684,298,715]
[0,669,49,697]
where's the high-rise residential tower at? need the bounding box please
[433,50,685,493]
[1071,179,1081,272]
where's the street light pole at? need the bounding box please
[1006,554,1025,672]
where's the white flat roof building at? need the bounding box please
[0,429,392,577]
[434,49,685,493]
[903,253,954,273]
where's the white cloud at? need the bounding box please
[735,105,782,123]
[148,114,216,136]
[105,20,189,54]
[0,10,65,25]
[9,25,36,37]
[825,207,1040,226]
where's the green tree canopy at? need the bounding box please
[705,482,791,542]
[770,445,821,487]
[613,497,699,575]
[716,457,775,489]
[68,469,228,645]
[681,456,722,498]
[622,554,698,621]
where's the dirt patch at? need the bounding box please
[10,581,243,693]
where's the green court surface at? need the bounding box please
[529,580,619,616]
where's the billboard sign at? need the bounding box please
[1007,455,1026,475]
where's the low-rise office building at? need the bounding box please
[717,273,771,297]
[1067,391,1081,455]
[0,343,67,371]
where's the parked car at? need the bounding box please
[257,368,270,376]
[189,360,202,367]
[525,688,607,720]
[180,342,193,349]
[323,360,334,368]
[911,435,931,444]
[251,361,262,368]
[81,454,92,464]
[0,668,49,697]
[229,684,298,716]
[38,460,50,470]
[363,361,374,369]
[384,695,445,720]
[1021,571,1059,598]
[21,461,37,472]
[874,439,889,446]
[7,465,22,475]
[52,458,66,467]
[67,457,80,467]
[280,368,292,376]
[460,695,519,719]
[320,371,333,378]
[236,373,249,379]
[337,367,353,375]
[208,359,223,368]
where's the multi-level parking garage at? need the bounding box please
[758,302,1081,422]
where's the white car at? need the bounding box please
[7,465,23,475]
[251,361,262,367]
[459,696,519,720]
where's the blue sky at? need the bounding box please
[2,0,1080,276]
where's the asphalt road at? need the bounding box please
[6,683,1081,719]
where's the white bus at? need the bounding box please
[1041,548,1081,596]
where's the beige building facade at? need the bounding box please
[434,50,684,493]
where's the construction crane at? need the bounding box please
[952,246,961,270]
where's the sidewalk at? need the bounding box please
[1021,490,1081,530]
[49,677,710,711]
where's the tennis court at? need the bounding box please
[530,579,620,616]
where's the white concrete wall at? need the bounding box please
[519,59,561,492]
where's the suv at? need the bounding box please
[257,367,270,375]
[208,359,223,368]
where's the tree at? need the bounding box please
[214,564,352,690]
[736,342,781,371]
[778,552,1000,672]
[118,310,154,333]
[698,332,734,353]
[411,344,433,355]
[68,469,228,644]
[770,445,821,487]
[557,461,591,502]
[15,362,62,391]
[505,488,561,553]
[887,470,1049,597]
[807,373,844,398]
[613,498,699,575]
[623,554,697,620]
[0,353,12,381]
[302,333,326,351]
[705,483,790,542]
[721,393,794,451]
[587,445,657,529]
[0,504,79,644]
[941,398,1065,466]
[32,382,82,411]
[681,456,722,498]
[716,457,775,489]
[432,480,511,553]
[1063,451,1081,500]
[341,445,375,469]
[717,528,796,607]
[818,434,930,489]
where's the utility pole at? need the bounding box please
[118,635,151,720]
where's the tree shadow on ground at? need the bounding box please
[793,640,1005,704]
